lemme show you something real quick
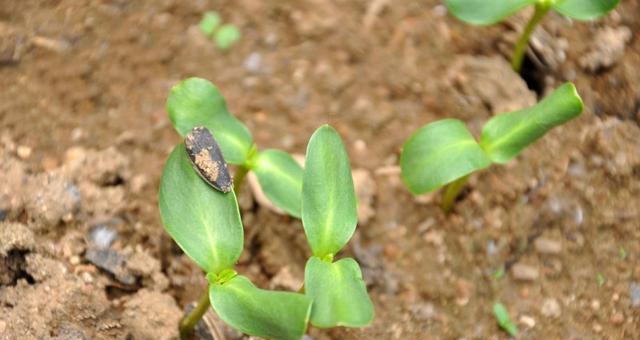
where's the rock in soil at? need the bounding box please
[580,26,632,73]
[541,298,562,318]
[121,289,182,340]
[511,263,540,281]
[25,172,81,228]
[446,55,536,116]
[534,237,562,255]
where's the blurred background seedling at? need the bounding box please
[199,11,241,50]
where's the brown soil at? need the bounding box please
[1,0,639,339]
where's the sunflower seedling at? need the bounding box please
[444,0,620,72]
[168,77,303,218]
[199,11,241,50]
[400,83,583,213]
[301,125,374,328]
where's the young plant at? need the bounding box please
[301,125,374,328]
[400,82,583,213]
[159,140,311,339]
[199,11,241,50]
[444,0,621,72]
[167,77,303,218]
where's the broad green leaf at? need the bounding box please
[167,78,254,165]
[210,275,312,340]
[445,0,537,25]
[480,83,583,163]
[400,119,492,195]
[158,145,243,274]
[215,24,241,50]
[493,302,518,336]
[253,149,303,218]
[553,0,620,20]
[200,11,221,36]
[302,125,357,258]
[304,257,374,328]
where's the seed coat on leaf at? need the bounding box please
[185,126,232,193]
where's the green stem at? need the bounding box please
[233,165,250,196]
[511,3,550,73]
[440,175,469,214]
[179,291,211,339]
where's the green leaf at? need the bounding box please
[553,0,620,20]
[199,11,221,36]
[214,24,241,50]
[493,302,518,336]
[253,149,303,218]
[304,257,373,328]
[445,0,537,25]
[302,125,357,258]
[158,145,243,274]
[400,119,492,195]
[167,78,254,165]
[480,82,583,163]
[210,275,312,340]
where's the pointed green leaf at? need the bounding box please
[254,149,303,218]
[210,275,312,340]
[159,145,243,274]
[167,78,254,165]
[445,0,537,25]
[304,257,374,328]
[302,125,357,258]
[493,302,518,336]
[553,0,620,20]
[480,83,583,163]
[400,119,492,195]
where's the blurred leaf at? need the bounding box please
[200,11,221,36]
[445,0,537,25]
[214,24,241,50]
[400,119,492,195]
[167,78,254,165]
[210,275,312,340]
[553,0,620,20]
[302,125,357,257]
[493,302,518,336]
[254,149,303,218]
[304,257,374,328]
[159,145,243,274]
[480,83,583,163]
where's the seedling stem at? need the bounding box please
[511,2,551,72]
[233,165,250,196]
[179,292,211,339]
[441,175,469,213]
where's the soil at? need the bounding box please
[1,0,639,339]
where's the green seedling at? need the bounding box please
[493,302,518,336]
[159,142,311,339]
[400,83,583,213]
[168,77,303,218]
[444,0,620,72]
[301,125,374,328]
[199,11,241,50]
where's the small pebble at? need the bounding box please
[17,145,32,159]
[519,315,536,328]
[512,263,539,281]
[541,298,561,318]
[534,238,562,255]
[591,299,600,311]
[610,312,624,325]
[630,282,640,307]
[592,323,603,333]
[0,320,6,333]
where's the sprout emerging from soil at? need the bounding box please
[444,0,621,72]
[199,11,241,50]
[160,79,373,338]
[400,82,584,213]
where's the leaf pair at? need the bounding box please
[445,0,620,25]
[159,145,311,339]
[301,126,374,328]
[199,11,242,50]
[167,78,303,218]
[401,83,583,195]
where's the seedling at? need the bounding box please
[199,11,241,50]
[444,0,621,72]
[493,302,518,336]
[168,77,303,218]
[301,125,374,328]
[400,83,584,213]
